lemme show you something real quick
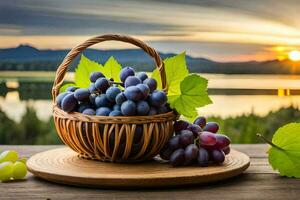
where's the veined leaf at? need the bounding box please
[101,56,122,82]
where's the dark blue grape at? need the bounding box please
[143,78,157,92]
[82,108,96,115]
[184,144,199,165]
[88,83,97,93]
[61,93,78,113]
[174,120,190,132]
[204,122,219,133]
[121,100,136,116]
[106,87,121,102]
[187,124,202,137]
[115,92,127,105]
[109,110,123,116]
[74,88,90,102]
[96,107,111,116]
[89,93,97,105]
[136,83,150,99]
[179,130,194,147]
[211,149,225,164]
[95,94,112,108]
[124,86,143,101]
[56,92,70,107]
[124,76,142,88]
[78,102,91,113]
[197,148,209,166]
[157,105,168,114]
[136,101,150,116]
[113,104,121,111]
[89,72,104,83]
[168,135,180,150]
[66,86,78,92]
[148,107,158,115]
[95,78,110,92]
[193,116,206,128]
[120,67,135,82]
[136,72,148,81]
[148,90,167,107]
[170,149,185,167]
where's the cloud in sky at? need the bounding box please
[0,0,300,61]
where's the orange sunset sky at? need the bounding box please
[0,0,300,62]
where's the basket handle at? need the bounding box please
[52,34,166,102]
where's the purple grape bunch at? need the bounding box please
[160,116,231,167]
[56,67,170,117]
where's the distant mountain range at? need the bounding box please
[0,45,299,74]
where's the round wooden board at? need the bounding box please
[27,147,250,188]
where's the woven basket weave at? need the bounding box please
[52,34,178,162]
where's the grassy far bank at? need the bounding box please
[0,105,299,145]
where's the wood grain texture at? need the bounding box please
[1,145,299,200]
[26,147,250,188]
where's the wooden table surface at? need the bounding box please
[0,144,299,200]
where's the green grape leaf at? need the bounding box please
[59,83,76,93]
[268,123,300,178]
[75,55,103,88]
[168,74,212,118]
[101,56,122,82]
[152,52,188,95]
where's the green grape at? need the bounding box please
[19,157,27,164]
[12,161,27,180]
[0,150,19,163]
[0,161,14,181]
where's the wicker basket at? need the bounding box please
[52,34,178,163]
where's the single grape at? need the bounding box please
[204,122,219,133]
[113,104,121,111]
[157,105,169,114]
[159,145,173,160]
[148,90,167,107]
[56,92,70,108]
[95,94,112,108]
[74,88,90,102]
[109,110,123,116]
[115,92,127,105]
[66,86,78,92]
[12,161,27,180]
[215,134,231,149]
[124,76,142,88]
[199,131,217,146]
[169,149,185,167]
[211,149,225,164]
[124,86,143,101]
[136,101,150,116]
[184,144,199,165]
[133,125,143,144]
[223,146,230,155]
[120,66,135,82]
[0,150,18,163]
[88,83,97,93]
[136,83,150,99]
[168,135,181,150]
[78,102,91,113]
[61,93,78,113]
[106,87,121,102]
[121,100,136,116]
[186,124,202,137]
[95,78,110,92]
[193,116,206,128]
[82,108,96,115]
[174,120,190,132]
[197,148,209,166]
[96,107,112,116]
[89,71,104,83]
[136,72,148,81]
[0,161,13,181]
[178,130,194,147]
[143,78,157,92]
[148,107,158,115]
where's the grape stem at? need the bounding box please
[256,133,283,150]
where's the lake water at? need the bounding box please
[1,72,300,122]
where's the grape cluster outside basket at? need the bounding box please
[52,34,178,162]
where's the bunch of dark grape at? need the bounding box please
[159,116,231,167]
[56,67,170,116]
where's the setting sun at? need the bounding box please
[288,50,300,61]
